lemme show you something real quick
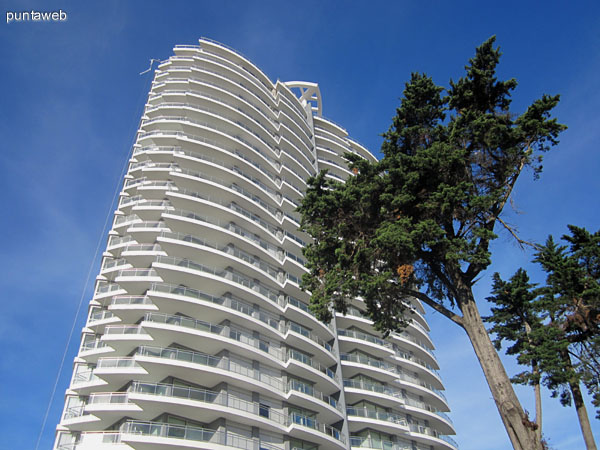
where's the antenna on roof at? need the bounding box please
[140,58,161,75]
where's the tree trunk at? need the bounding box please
[524,322,543,444]
[459,293,542,450]
[533,366,543,444]
[562,350,597,449]
[570,379,597,450]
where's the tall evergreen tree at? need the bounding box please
[299,37,566,450]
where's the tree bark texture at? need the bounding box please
[459,293,542,450]
[561,349,598,450]
[533,373,543,444]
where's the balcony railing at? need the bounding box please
[338,329,392,350]
[148,282,283,332]
[110,295,153,306]
[349,436,412,450]
[287,349,336,381]
[126,381,343,442]
[119,419,290,450]
[88,309,115,323]
[408,423,457,448]
[287,379,341,412]
[71,369,101,386]
[135,345,285,391]
[346,407,407,426]
[142,312,283,360]
[343,378,402,400]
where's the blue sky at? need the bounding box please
[1,1,599,449]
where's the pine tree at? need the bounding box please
[299,37,566,450]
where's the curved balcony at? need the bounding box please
[96,346,340,414]
[150,255,283,310]
[407,423,458,450]
[337,329,394,358]
[146,97,277,147]
[139,312,285,367]
[104,295,158,324]
[114,381,342,446]
[78,338,114,363]
[100,416,334,450]
[146,282,283,337]
[286,348,339,392]
[114,268,163,293]
[140,115,281,169]
[391,346,443,387]
[340,353,398,382]
[118,420,283,450]
[349,436,414,450]
[342,378,450,425]
[346,407,408,435]
[148,252,330,336]
[343,378,404,410]
[133,346,285,394]
[339,352,445,406]
[153,72,277,131]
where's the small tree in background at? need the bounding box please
[299,36,566,450]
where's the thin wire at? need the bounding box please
[34,69,154,450]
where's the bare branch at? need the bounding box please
[497,216,540,250]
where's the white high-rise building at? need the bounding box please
[55,38,457,450]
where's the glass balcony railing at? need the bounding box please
[408,424,457,448]
[340,353,396,372]
[88,392,129,405]
[148,282,283,331]
[287,379,341,412]
[129,381,288,425]
[337,329,392,350]
[392,346,441,378]
[343,378,403,399]
[126,381,343,441]
[71,369,101,386]
[104,325,146,336]
[80,338,108,352]
[349,436,412,450]
[346,407,407,426]
[110,295,153,306]
[115,268,159,278]
[287,321,334,355]
[287,349,337,381]
[94,347,341,413]
[289,412,344,443]
[88,309,115,323]
[135,345,284,391]
[153,255,281,303]
[119,420,284,450]
[143,312,283,360]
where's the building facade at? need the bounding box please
[55,38,457,450]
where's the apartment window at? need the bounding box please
[259,403,270,418]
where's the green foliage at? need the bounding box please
[485,270,546,384]
[487,226,600,416]
[298,36,565,333]
[535,226,600,412]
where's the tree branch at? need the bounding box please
[407,288,465,327]
[497,216,541,250]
